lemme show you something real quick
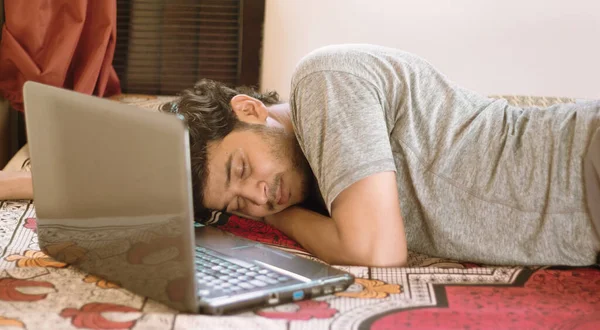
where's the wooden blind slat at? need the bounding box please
[113,0,263,95]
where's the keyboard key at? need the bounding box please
[197,289,210,296]
[256,275,278,285]
[194,248,280,293]
[220,269,236,275]
[206,268,220,274]
[249,279,267,287]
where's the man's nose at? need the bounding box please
[240,180,268,205]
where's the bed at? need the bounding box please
[0,94,598,329]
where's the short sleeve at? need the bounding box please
[291,71,397,213]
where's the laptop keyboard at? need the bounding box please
[194,246,292,297]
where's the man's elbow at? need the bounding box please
[334,244,407,267]
[353,235,407,267]
[366,249,408,267]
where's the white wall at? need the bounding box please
[261,0,600,100]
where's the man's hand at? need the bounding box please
[265,171,407,267]
[264,206,354,264]
[0,171,34,200]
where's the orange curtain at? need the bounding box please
[0,0,121,111]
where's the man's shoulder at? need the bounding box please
[291,44,417,90]
[292,45,380,82]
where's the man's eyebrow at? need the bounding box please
[225,153,233,189]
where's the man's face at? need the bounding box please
[202,124,312,219]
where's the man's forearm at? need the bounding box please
[265,206,363,265]
[0,171,33,200]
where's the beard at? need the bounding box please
[255,125,313,205]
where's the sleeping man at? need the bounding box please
[2,44,599,266]
[175,44,600,267]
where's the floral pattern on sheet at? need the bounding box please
[83,274,121,289]
[4,208,597,329]
[5,250,67,268]
[0,316,25,328]
[0,95,598,329]
[0,277,55,301]
[257,300,338,320]
[60,303,141,329]
[23,218,37,232]
[335,278,402,299]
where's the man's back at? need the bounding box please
[290,44,600,265]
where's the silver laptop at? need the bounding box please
[23,82,354,314]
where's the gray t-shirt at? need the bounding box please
[289,44,600,265]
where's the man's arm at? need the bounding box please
[265,171,407,267]
[0,171,33,200]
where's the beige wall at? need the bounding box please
[261,0,600,100]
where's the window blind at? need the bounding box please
[113,0,265,95]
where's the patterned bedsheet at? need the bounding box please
[0,94,598,329]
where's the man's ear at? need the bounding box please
[230,94,268,125]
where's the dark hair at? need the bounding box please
[161,79,279,220]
